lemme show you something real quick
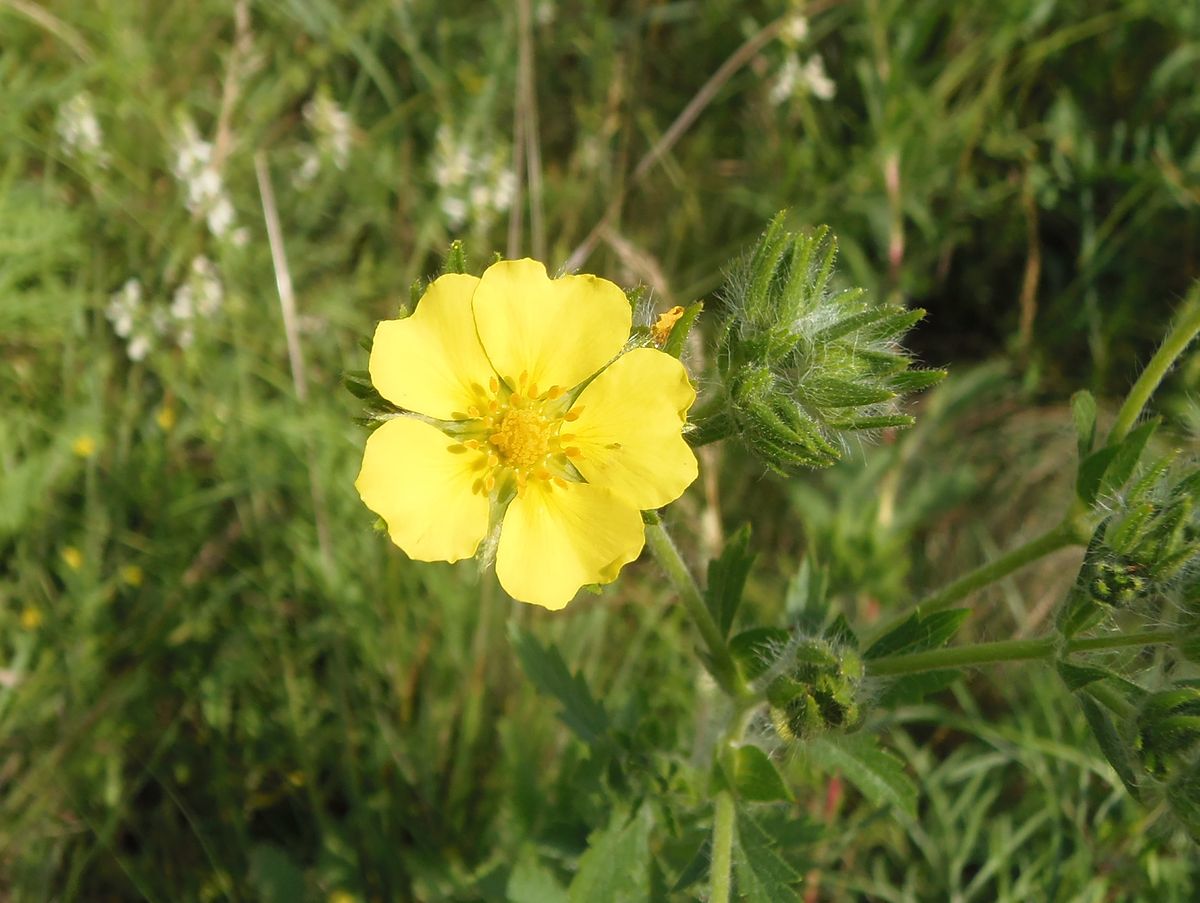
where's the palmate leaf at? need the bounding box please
[733,745,792,803]
[509,624,609,743]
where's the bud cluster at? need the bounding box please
[764,637,864,741]
[709,214,944,474]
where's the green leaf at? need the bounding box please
[802,378,895,408]
[509,624,609,743]
[1100,419,1159,497]
[670,838,710,894]
[734,808,802,902]
[1057,660,1124,692]
[247,844,305,903]
[729,628,790,683]
[508,848,569,903]
[568,805,652,903]
[863,609,968,660]
[1078,694,1141,798]
[876,669,960,706]
[886,368,947,394]
[1076,446,1119,505]
[785,558,829,631]
[662,301,704,359]
[734,746,792,802]
[1071,390,1097,458]
[1181,633,1200,664]
[705,524,756,636]
[808,735,917,816]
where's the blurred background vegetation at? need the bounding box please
[2,0,1199,899]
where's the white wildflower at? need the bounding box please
[106,279,142,339]
[171,118,240,240]
[430,125,516,229]
[769,54,801,106]
[801,55,836,101]
[535,0,556,25]
[304,92,353,170]
[783,14,809,44]
[441,196,469,228]
[56,92,110,169]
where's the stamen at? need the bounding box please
[564,408,581,421]
[484,474,495,492]
[489,376,500,393]
[468,405,481,418]
[564,446,582,458]
[544,386,564,400]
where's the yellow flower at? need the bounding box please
[72,434,97,458]
[20,606,43,630]
[356,259,698,609]
[120,564,144,587]
[61,546,83,571]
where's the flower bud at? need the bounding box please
[1135,683,1200,778]
[765,638,864,741]
[707,214,943,474]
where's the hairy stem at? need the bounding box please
[710,789,736,903]
[644,513,744,697]
[1108,284,1200,446]
[866,628,1176,676]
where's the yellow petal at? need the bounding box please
[368,274,496,420]
[356,417,489,562]
[568,348,699,509]
[472,259,631,392]
[495,479,645,609]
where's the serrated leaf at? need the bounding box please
[670,838,710,894]
[1076,446,1119,505]
[1100,419,1159,497]
[734,746,792,802]
[705,524,755,636]
[808,735,917,816]
[876,669,960,706]
[443,239,468,274]
[729,627,790,682]
[1071,390,1097,458]
[1078,693,1141,798]
[568,805,652,903]
[509,624,609,743]
[824,614,859,650]
[1057,660,1123,692]
[863,609,968,660]
[662,301,703,359]
[734,808,802,903]
[785,558,829,630]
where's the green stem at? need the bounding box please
[866,628,1176,677]
[643,513,744,697]
[869,518,1086,644]
[686,398,736,448]
[1107,284,1200,446]
[709,789,736,903]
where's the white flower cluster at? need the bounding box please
[770,53,836,104]
[295,91,355,186]
[170,119,246,244]
[105,257,224,361]
[431,124,517,229]
[56,92,110,169]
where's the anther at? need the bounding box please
[484,474,496,492]
[489,376,500,393]
[565,446,582,458]
[564,409,581,421]
[544,386,564,400]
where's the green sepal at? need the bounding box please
[1078,693,1141,799]
[442,239,468,275]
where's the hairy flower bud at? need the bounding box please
[705,214,944,474]
[765,638,864,741]
[1135,683,1200,778]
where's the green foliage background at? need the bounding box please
[2,0,1199,899]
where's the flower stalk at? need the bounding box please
[643,513,745,698]
[866,628,1176,677]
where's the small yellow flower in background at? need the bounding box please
[356,259,698,609]
[120,564,144,587]
[327,891,358,903]
[156,404,177,431]
[20,606,43,630]
[61,546,83,571]
[72,434,97,458]
[651,305,686,346]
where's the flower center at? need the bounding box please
[459,373,584,496]
[490,407,555,470]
